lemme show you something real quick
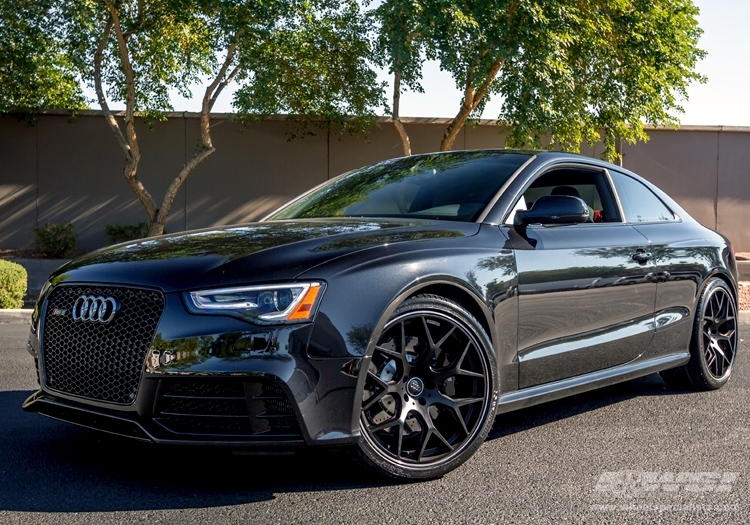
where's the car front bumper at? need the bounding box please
[24,288,363,448]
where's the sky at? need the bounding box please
[168,0,750,126]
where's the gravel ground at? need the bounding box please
[739,283,750,311]
[737,251,750,310]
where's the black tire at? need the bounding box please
[659,278,738,391]
[354,294,498,480]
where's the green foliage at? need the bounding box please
[232,0,386,136]
[0,0,87,111]
[34,222,77,258]
[498,0,706,161]
[371,0,705,160]
[0,260,28,309]
[370,0,426,94]
[31,0,384,131]
[104,222,149,244]
[60,0,217,116]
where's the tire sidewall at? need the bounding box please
[689,278,737,389]
[357,295,498,480]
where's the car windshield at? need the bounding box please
[268,151,532,222]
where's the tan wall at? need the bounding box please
[2,112,750,250]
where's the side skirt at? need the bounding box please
[496,352,690,415]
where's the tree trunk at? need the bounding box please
[440,103,473,151]
[439,60,503,151]
[147,42,240,237]
[392,70,411,156]
[103,1,157,225]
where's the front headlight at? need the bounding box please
[186,282,323,323]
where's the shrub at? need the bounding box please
[0,260,28,309]
[104,222,148,244]
[34,222,77,258]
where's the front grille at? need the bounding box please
[154,379,302,439]
[42,285,165,404]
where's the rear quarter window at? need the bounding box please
[611,171,675,223]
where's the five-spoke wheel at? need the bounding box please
[356,295,497,480]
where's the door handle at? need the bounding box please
[631,251,652,263]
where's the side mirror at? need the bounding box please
[514,195,590,227]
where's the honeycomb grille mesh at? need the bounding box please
[42,286,165,404]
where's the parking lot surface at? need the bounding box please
[1,322,748,524]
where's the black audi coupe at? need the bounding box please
[24,150,738,480]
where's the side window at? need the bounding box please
[610,171,675,223]
[505,168,622,224]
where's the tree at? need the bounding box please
[6,0,384,236]
[64,0,221,236]
[372,0,704,160]
[81,0,385,236]
[0,1,85,111]
[232,0,385,139]
[370,0,427,156]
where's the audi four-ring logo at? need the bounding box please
[71,295,119,324]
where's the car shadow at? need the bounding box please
[0,374,691,512]
[0,391,392,513]
[487,372,687,440]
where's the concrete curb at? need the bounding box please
[0,309,32,324]
[738,261,750,281]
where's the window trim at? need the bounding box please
[603,169,627,223]
[501,163,624,225]
[475,155,537,223]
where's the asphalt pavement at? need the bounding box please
[1,322,749,524]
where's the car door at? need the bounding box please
[504,165,657,388]
[609,169,701,358]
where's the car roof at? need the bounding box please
[402,149,613,167]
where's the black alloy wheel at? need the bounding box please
[660,278,738,390]
[356,295,497,480]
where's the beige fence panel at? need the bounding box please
[1,112,749,250]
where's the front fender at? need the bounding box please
[299,230,519,435]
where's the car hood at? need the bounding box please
[49,218,479,292]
